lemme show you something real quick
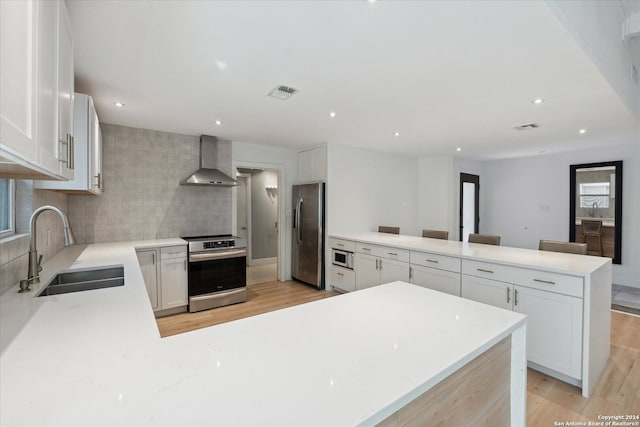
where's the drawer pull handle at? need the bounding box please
[426,259,439,263]
[337,243,344,247]
[362,247,371,251]
[533,279,556,285]
[477,268,494,274]
[337,272,344,277]
[387,252,398,256]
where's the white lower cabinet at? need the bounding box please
[160,246,188,309]
[461,273,583,379]
[355,252,409,290]
[330,265,356,292]
[410,265,461,296]
[136,245,187,315]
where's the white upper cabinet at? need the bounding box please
[36,93,103,194]
[0,0,74,180]
[297,146,326,184]
[0,0,37,162]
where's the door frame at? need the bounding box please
[232,160,284,281]
[236,173,253,266]
[459,173,480,241]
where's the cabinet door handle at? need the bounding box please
[426,259,439,264]
[152,252,155,265]
[184,259,187,271]
[476,268,494,274]
[94,173,102,189]
[514,289,519,306]
[387,252,398,256]
[379,259,382,270]
[69,135,75,169]
[506,287,511,304]
[409,266,413,280]
[375,259,379,270]
[533,278,555,285]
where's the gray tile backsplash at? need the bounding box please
[68,124,232,243]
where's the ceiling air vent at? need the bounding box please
[513,123,540,131]
[267,85,299,100]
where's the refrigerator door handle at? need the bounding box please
[297,199,304,245]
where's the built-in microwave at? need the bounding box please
[331,248,354,269]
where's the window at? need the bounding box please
[579,182,609,209]
[0,178,15,238]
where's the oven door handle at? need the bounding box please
[189,250,247,262]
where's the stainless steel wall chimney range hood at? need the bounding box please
[181,135,237,186]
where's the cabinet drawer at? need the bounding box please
[356,243,410,262]
[330,266,355,292]
[329,238,356,252]
[161,245,187,260]
[410,251,461,273]
[462,260,583,298]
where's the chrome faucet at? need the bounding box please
[23,206,76,290]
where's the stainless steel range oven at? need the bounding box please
[182,235,247,312]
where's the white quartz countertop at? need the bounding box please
[0,240,526,426]
[331,232,610,276]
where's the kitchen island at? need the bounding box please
[329,232,612,398]
[0,242,526,426]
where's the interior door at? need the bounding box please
[459,173,480,242]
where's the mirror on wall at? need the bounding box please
[570,161,623,264]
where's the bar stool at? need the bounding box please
[468,233,501,246]
[539,240,587,255]
[581,220,603,256]
[422,229,449,240]
[378,226,400,234]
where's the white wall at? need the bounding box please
[417,157,454,237]
[481,142,639,288]
[545,0,640,119]
[232,141,298,280]
[327,144,419,236]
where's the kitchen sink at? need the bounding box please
[37,266,124,297]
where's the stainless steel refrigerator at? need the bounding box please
[292,182,325,289]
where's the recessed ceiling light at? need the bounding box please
[456,147,461,152]
[215,120,222,126]
[532,98,545,105]
[113,102,125,107]
[394,131,400,137]
[367,0,377,3]
[329,112,336,118]
[579,129,587,134]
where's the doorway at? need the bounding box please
[236,167,279,285]
[459,173,480,242]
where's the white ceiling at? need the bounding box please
[67,0,639,160]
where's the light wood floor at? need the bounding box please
[156,282,640,424]
[156,280,340,337]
